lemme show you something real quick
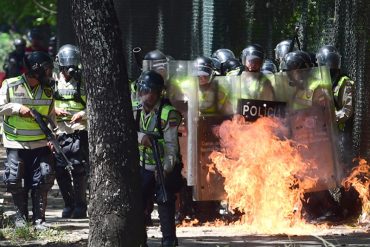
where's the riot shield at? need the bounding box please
[167,61,198,186]
[286,66,341,191]
[237,71,287,120]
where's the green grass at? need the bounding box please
[0,222,66,244]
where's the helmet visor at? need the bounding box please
[317,52,341,69]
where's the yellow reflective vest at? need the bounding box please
[3,76,53,142]
[55,79,86,122]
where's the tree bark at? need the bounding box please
[71,0,145,246]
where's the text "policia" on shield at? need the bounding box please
[237,99,286,121]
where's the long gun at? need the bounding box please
[31,109,74,173]
[148,136,168,203]
[132,47,143,72]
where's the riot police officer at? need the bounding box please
[283,50,342,220]
[53,44,88,219]
[316,45,354,169]
[261,59,277,75]
[142,50,169,81]
[135,70,182,246]
[223,58,243,76]
[3,38,27,79]
[275,40,294,71]
[194,56,232,114]
[240,44,275,101]
[0,51,55,229]
[211,48,236,75]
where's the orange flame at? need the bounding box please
[342,159,370,225]
[208,116,323,234]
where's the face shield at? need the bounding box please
[316,52,341,69]
[142,59,169,80]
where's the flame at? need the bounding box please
[342,159,370,225]
[208,116,323,234]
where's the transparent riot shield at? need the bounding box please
[167,61,198,186]
[237,71,287,120]
[285,66,341,191]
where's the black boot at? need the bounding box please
[72,173,87,218]
[31,189,47,230]
[56,168,75,218]
[12,192,28,228]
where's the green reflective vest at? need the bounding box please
[55,80,86,122]
[138,104,176,169]
[292,80,329,110]
[334,76,354,131]
[3,76,53,142]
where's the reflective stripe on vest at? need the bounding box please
[3,76,53,142]
[55,83,86,122]
[139,104,175,169]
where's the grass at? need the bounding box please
[0,221,66,244]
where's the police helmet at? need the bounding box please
[223,58,243,75]
[194,56,214,77]
[24,51,53,80]
[261,59,277,74]
[137,70,165,94]
[56,44,80,67]
[142,50,169,79]
[13,38,26,47]
[281,51,312,72]
[212,49,235,64]
[275,40,293,62]
[240,44,264,66]
[211,57,222,75]
[316,45,341,69]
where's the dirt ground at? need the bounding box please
[1,147,370,247]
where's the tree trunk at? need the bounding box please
[71,0,145,246]
[57,0,76,47]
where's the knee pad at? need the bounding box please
[35,162,55,192]
[3,154,25,193]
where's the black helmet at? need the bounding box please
[142,50,169,79]
[282,51,312,88]
[137,70,165,93]
[210,57,222,75]
[281,51,312,72]
[24,51,53,81]
[13,38,26,47]
[275,40,293,62]
[261,59,277,74]
[193,56,214,77]
[56,44,80,67]
[240,44,264,66]
[212,49,235,64]
[223,58,243,75]
[316,45,341,69]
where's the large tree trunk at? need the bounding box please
[71,0,145,246]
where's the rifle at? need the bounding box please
[31,109,74,173]
[148,135,168,203]
[132,47,143,72]
[290,25,301,52]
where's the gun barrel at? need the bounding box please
[149,137,168,203]
[132,47,143,70]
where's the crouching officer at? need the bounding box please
[0,51,55,229]
[135,70,183,247]
[53,44,88,218]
